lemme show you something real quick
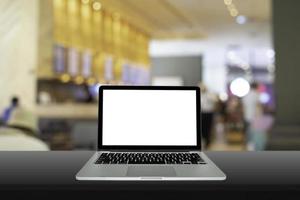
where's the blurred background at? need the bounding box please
[0,0,299,151]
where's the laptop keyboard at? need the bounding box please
[95,152,206,164]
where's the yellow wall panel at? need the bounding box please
[53,0,151,84]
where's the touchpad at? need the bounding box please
[127,166,176,177]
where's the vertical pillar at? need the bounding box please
[270,0,300,149]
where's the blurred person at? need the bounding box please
[0,108,49,151]
[248,106,274,151]
[225,96,244,132]
[1,96,19,124]
[199,83,217,148]
[242,82,262,149]
[214,98,227,144]
[83,83,95,103]
[242,82,261,125]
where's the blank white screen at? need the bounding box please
[102,90,197,146]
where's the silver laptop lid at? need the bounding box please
[98,86,201,151]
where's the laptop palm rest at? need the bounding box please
[126,166,176,177]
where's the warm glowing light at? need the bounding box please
[60,74,71,83]
[227,4,235,10]
[224,0,232,5]
[230,9,239,17]
[230,78,250,97]
[92,2,102,11]
[81,0,89,5]
[87,77,96,85]
[75,76,84,85]
[224,0,242,19]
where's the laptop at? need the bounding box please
[76,85,226,181]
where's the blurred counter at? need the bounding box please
[37,103,98,119]
[37,104,98,150]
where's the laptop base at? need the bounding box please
[76,152,226,181]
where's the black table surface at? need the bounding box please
[0,151,300,199]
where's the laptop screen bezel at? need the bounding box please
[98,85,201,151]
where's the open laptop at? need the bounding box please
[76,85,226,181]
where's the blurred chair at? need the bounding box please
[0,108,49,151]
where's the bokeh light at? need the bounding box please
[230,78,250,97]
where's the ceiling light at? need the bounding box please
[224,0,242,20]
[92,2,102,11]
[81,0,89,5]
[227,4,236,10]
[230,9,239,17]
[224,0,232,5]
[236,15,247,25]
